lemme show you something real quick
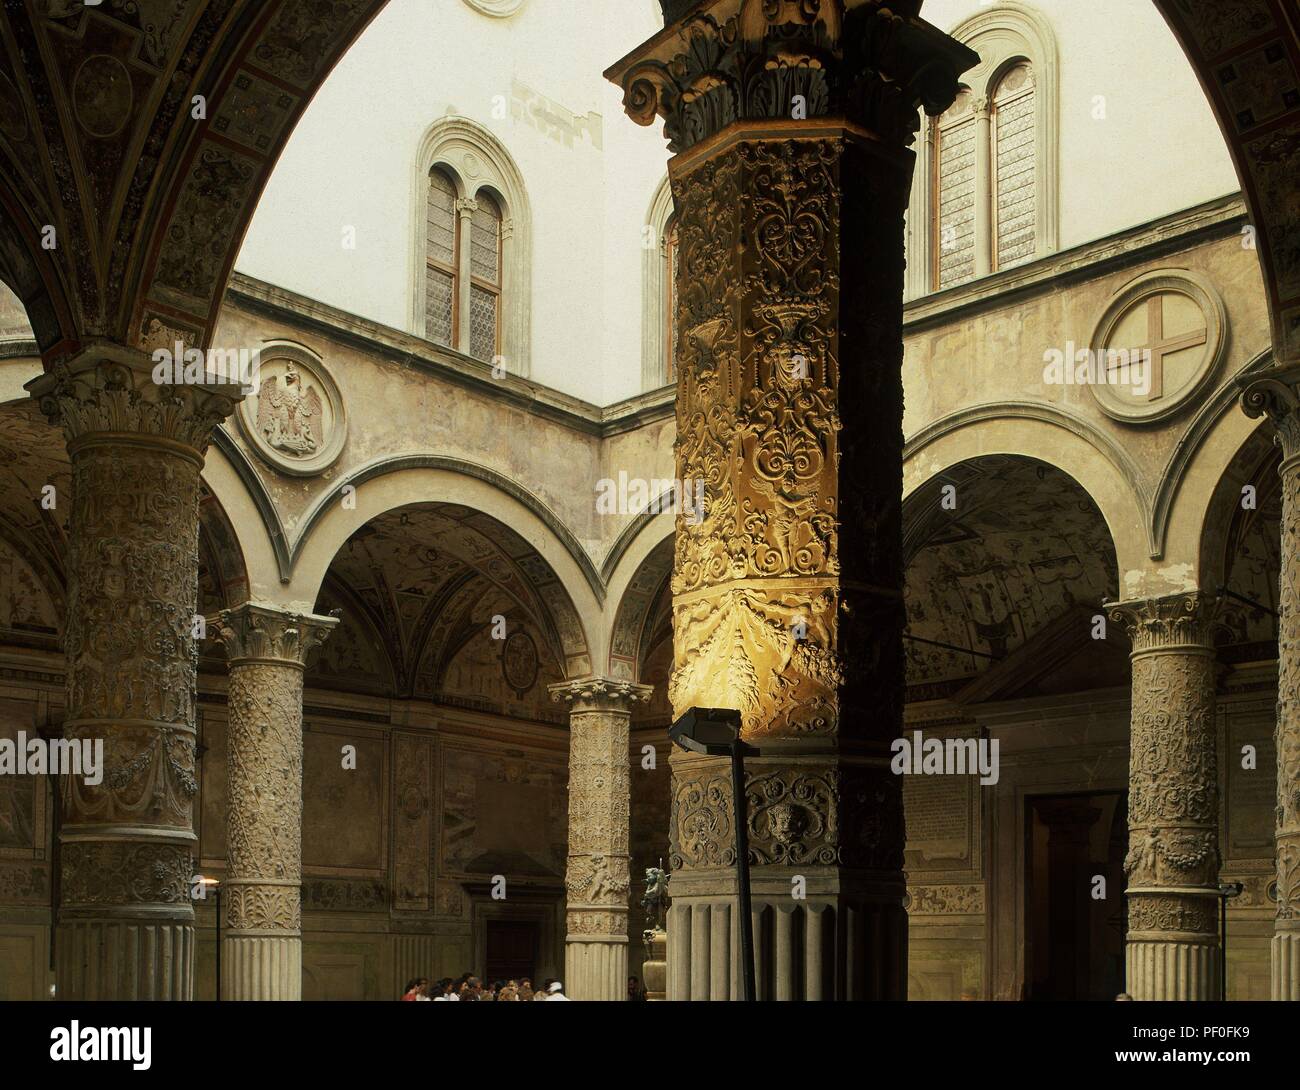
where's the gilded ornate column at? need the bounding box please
[608,1,976,999]
[212,603,337,1001]
[550,677,652,1001]
[28,346,241,1000]
[1108,593,1220,1001]
[1242,365,1300,1000]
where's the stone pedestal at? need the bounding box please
[28,347,241,1000]
[1109,593,1220,1001]
[212,604,337,1000]
[1242,366,1300,1000]
[642,928,668,1000]
[551,677,652,1000]
[608,1,976,1000]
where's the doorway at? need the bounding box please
[1024,791,1127,1000]
[484,920,539,983]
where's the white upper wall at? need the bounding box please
[236,0,1240,406]
[235,0,668,404]
[921,0,1239,251]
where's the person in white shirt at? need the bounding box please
[546,981,571,1001]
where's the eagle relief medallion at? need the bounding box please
[237,344,347,476]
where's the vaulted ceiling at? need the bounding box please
[0,0,385,356]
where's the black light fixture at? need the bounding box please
[668,707,758,1001]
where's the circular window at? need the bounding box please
[1086,270,1227,425]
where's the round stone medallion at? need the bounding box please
[237,344,347,476]
[1087,270,1226,425]
[73,55,133,138]
[502,630,539,695]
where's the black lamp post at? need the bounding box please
[668,707,758,1001]
[1217,881,1243,1001]
[197,876,222,1001]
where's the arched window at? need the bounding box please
[412,119,531,374]
[425,167,459,348]
[993,62,1036,272]
[642,176,678,390]
[469,192,503,362]
[664,214,679,384]
[933,88,977,291]
[906,4,1058,299]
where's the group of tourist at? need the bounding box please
[401,974,649,1001]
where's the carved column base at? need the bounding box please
[565,934,628,1001]
[667,879,906,1001]
[1126,892,1219,1000]
[56,916,193,1001]
[222,933,301,1001]
[1273,930,1300,1000]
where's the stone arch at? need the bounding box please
[1152,350,1275,584]
[607,527,674,684]
[905,404,1148,586]
[288,461,598,678]
[1155,0,1300,360]
[197,484,249,613]
[0,2,389,357]
[409,117,533,373]
[903,452,1124,699]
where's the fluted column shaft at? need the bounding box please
[550,678,652,1001]
[213,603,337,1000]
[1110,593,1220,1001]
[28,346,241,1000]
[608,1,976,1000]
[1243,367,1300,999]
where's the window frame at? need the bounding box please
[425,166,462,350]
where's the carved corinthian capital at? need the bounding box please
[549,676,654,713]
[612,0,979,153]
[1106,592,1218,654]
[1241,362,1300,464]
[212,603,340,669]
[26,342,245,454]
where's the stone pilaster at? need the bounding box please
[1242,364,1300,1000]
[1108,592,1221,1001]
[211,603,337,1001]
[608,1,976,1000]
[550,677,652,1001]
[27,345,242,1000]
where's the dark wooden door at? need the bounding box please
[485,920,538,983]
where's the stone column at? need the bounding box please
[1109,593,1220,1001]
[212,603,337,1000]
[608,1,976,1000]
[28,346,241,1000]
[454,197,478,356]
[550,677,652,1000]
[1242,365,1300,1000]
